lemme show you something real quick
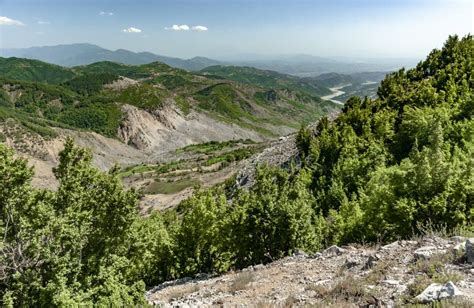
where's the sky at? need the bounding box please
[0,0,472,60]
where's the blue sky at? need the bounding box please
[0,0,472,59]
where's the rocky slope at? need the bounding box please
[146,236,474,307]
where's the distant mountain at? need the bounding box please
[0,43,221,71]
[309,71,387,88]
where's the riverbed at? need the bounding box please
[321,84,351,105]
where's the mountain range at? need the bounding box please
[0,43,417,76]
[0,43,221,71]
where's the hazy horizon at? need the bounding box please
[0,0,472,60]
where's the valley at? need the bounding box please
[0,55,343,211]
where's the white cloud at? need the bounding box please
[165,24,190,31]
[192,25,208,32]
[122,27,142,33]
[37,20,50,25]
[0,16,25,26]
[99,11,114,16]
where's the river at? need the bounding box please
[321,84,351,105]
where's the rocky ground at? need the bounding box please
[146,236,474,307]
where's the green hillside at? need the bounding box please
[0,57,338,140]
[200,65,331,97]
[0,57,76,84]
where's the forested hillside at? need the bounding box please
[200,65,331,96]
[0,58,337,141]
[0,35,472,305]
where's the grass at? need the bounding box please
[229,272,255,292]
[402,249,465,304]
[409,250,464,278]
[204,147,257,166]
[306,275,372,304]
[175,96,191,115]
[143,178,200,194]
[119,164,157,178]
[363,259,395,285]
[176,139,255,154]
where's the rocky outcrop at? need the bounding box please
[146,236,474,307]
[415,281,463,303]
[235,134,299,189]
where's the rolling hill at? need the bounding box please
[0,57,339,150]
[200,65,331,97]
[0,57,76,84]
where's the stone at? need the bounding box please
[414,246,446,260]
[415,281,463,303]
[382,279,400,286]
[292,249,308,258]
[380,241,399,251]
[364,254,380,269]
[345,256,361,268]
[323,245,346,257]
[451,236,466,243]
[466,238,474,264]
[453,241,466,251]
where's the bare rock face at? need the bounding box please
[415,281,463,303]
[235,135,299,189]
[118,104,267,154]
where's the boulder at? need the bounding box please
[414,246,446,260]
[466,238,474,264]
[415,281,463,303]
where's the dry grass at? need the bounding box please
[167,284,199,301]
[229,271,255,292]
[306,275,372,305]
[363,259,395,285]
[403,249,465,303]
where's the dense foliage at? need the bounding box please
[0,35,472,305]
[0,57,75,84]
